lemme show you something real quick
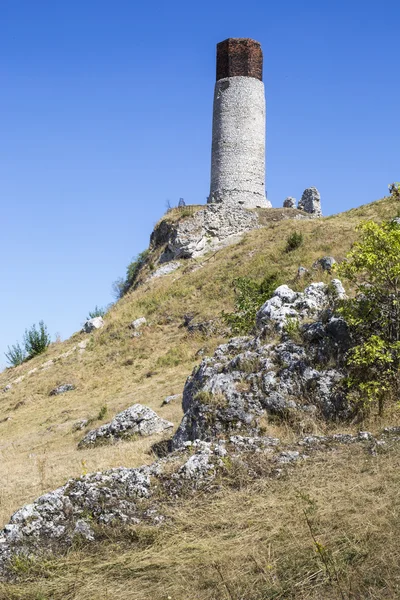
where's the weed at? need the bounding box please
[285,231,304,252]
[97,404,108,421]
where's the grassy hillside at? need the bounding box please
[0,195,399,599]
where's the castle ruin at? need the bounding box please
[208,38,271,209]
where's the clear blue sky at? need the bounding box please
[1,0,399,369]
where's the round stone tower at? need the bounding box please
[208,38,271,209]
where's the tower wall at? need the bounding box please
[208,38,271,209]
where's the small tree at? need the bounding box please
[5,343,26,367]
[337,219,400,415]
[23,321,51,359]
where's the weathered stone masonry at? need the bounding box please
[209,38,271,209]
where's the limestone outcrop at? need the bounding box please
[298,187,322,216]
[78,404,173,448]
[151,204,260,261]
[171,280,350,449]
[0,428,389,576]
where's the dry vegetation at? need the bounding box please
[0,194,399,598]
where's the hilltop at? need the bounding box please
[0,195,400,599]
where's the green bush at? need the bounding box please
[337,219,400,415]
[23,321,51,359]
[112,249,150,299]
[222,273,281,334]
[5,343,26,367]
[285,231,303,252]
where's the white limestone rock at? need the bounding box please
[78,404,173,448]
[256,281,333,331]
[152,203,260,261]
[82,317,104,334]
[298,187,322,217]
[149,262,181,279]
[130,317,147,330]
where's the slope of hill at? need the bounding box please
[0,195,399,599]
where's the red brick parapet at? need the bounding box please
[216,38,263,81]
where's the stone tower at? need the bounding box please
[208,38,271,209]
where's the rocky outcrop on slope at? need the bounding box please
[171,280,350,449]
[78,404,173,448]
[0,429,389,576]
[151,203,260,261]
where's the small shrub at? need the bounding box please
[285,231,304,252]
[97,404,108,421]
[112,249,150,299]
[87,305,107,319]
[24,321,51,359]
[283,317,301,340]
[222,273,281,334]
[5,342,26,367]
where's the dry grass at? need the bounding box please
[2,442,400,599]
[0,194,399,597]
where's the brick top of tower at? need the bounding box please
[216,38,263,81]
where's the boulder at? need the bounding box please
[129,317,147,336]
[298,187,322,217]
[82,317,104,334]
[283,197,296,208]
[78,404,173,448]
[314,256,336,271]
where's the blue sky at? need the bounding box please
[1,0,399,369]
